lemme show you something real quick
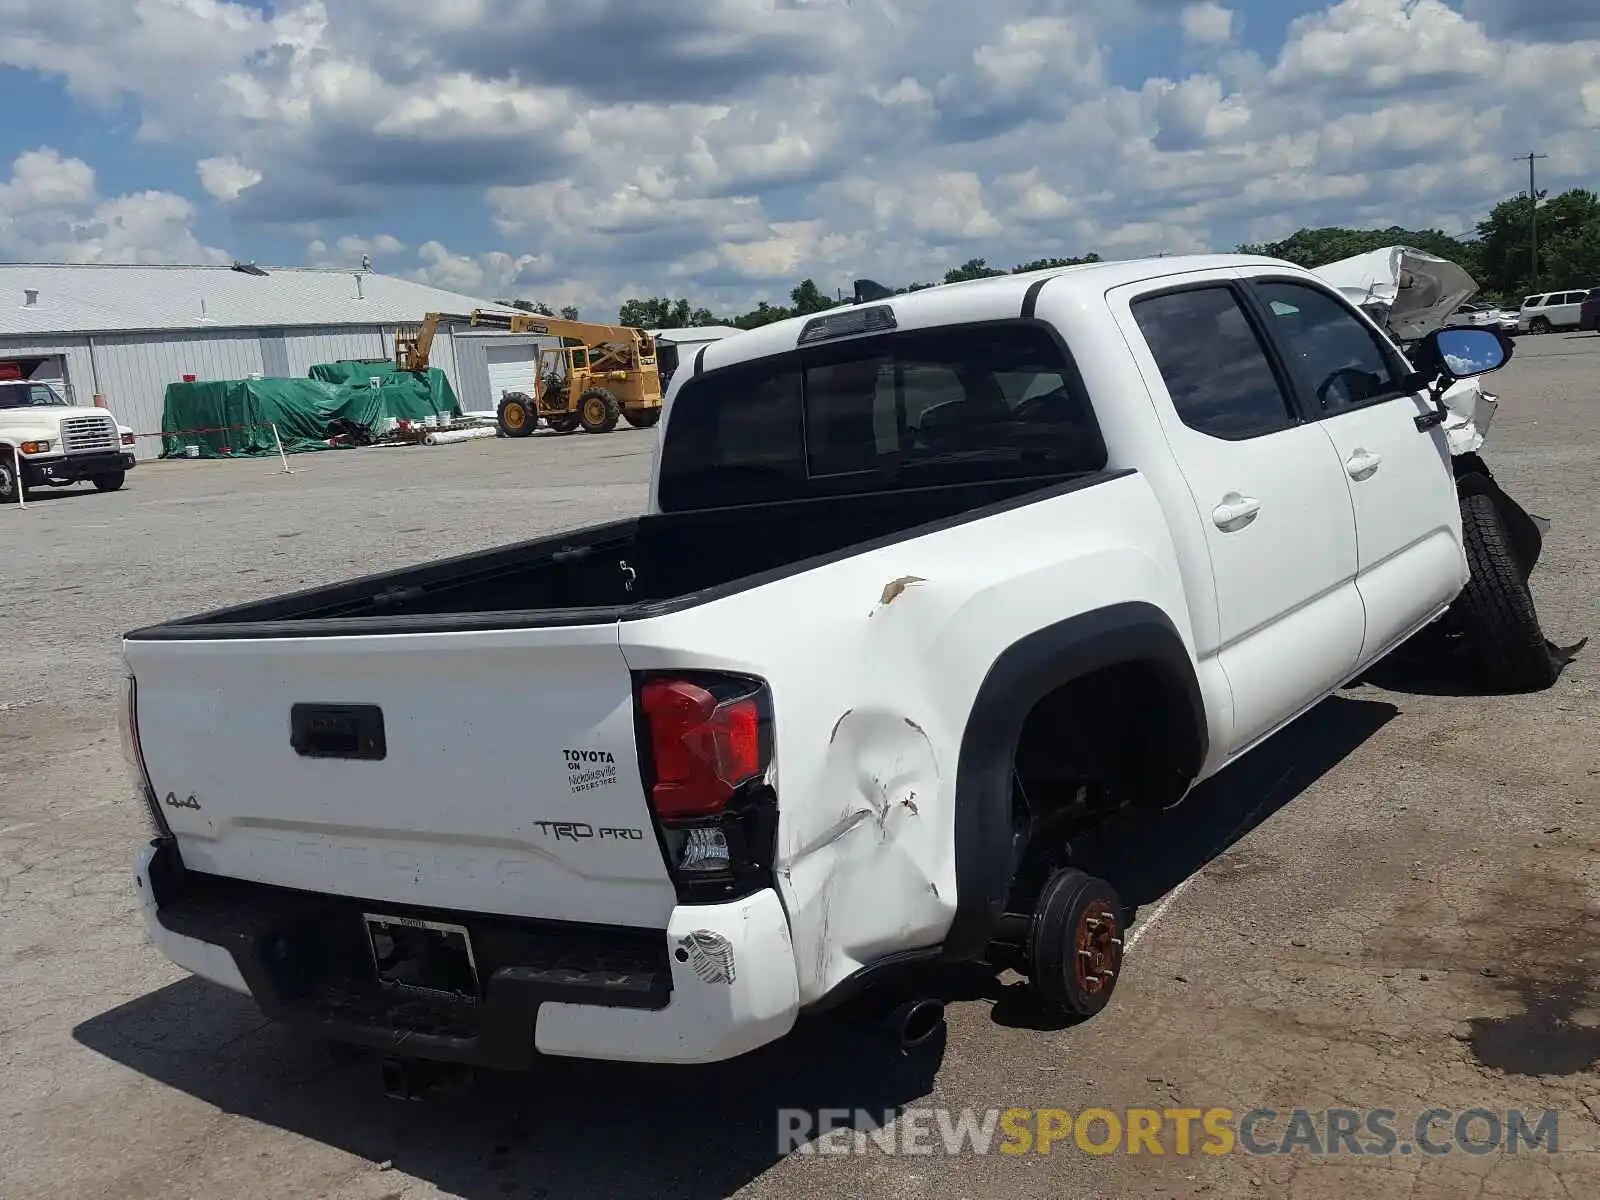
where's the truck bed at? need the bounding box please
[128,474,1093,639]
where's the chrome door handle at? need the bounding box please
[1346,450,1382,480]
[1212,495,1261,530]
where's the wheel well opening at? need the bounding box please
[1006,662,1199,901]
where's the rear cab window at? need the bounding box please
[657,322,1107,511]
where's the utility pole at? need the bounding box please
[1514,150,1548,289]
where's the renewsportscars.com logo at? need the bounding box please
[777,1107,1564,1158]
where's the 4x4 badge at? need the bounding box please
[164,792,201,811]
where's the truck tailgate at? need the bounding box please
[123,624,677,929]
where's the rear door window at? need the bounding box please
[657,323,1105,511]
[1131,285,1298,438]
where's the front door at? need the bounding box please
[1243,275,1466,666]
[1123,279,1365,756]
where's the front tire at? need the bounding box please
[0,448,18,504]
[91,471,125,492]
[578,388,620,434]
[497,393,537,438]
[1452,491,1558,692]
[1026,868,1124,1019]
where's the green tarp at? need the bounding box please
[160,367,461,459]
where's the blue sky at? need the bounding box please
[0,0,1594,318]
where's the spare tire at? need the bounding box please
[1452,491,1559,692]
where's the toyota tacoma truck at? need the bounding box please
[0,379,136,502]
[119,254,1543,1076]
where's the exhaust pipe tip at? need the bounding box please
[380,1055,471,1101]
[888,998,946,1050]
[380,1056,421,1101]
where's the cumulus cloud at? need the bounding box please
[0,0,1596,313]
[197,157,262,202]
[307,232,407,269]
[1269,0,1499,95]
[0,148,227,264]
[409,240,544,296]
[1179,2,1235,46]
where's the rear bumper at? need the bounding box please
[22,450,135,485]
[135,840,798,1067]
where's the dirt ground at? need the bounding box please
[2,334,1597,1200]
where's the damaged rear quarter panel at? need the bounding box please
[618,471,1195,1005]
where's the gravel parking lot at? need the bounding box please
[3,334,1597,1200]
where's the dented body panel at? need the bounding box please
[619,470,1196,1003]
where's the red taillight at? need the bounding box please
[641,678,764,819]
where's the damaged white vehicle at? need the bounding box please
[117,253,1575,1089]
[1313,245,1577,690]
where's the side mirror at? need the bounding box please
[1408,325,1511,433]
[1415,325,1511,382]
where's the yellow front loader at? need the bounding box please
[395,310,664,436]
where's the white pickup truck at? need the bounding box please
[119,254,1554,1083]
[0,379,137,502]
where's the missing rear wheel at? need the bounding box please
[1026,868,1124,1019]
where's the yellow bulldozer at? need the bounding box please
[394,310,664,436]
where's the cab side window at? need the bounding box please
[1252,281,1408,415]
[1131,285,1298,439]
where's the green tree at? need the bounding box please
[618,297,714,329]
[503,298,555,316]
[943,257,1006,284]
[1014,254,1102,272]
[1477,188,1600,297]
[789,278,837,315]
[1545,222,1600,292]
[732,300,793,330]
[559,304,581,321]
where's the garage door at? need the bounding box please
[485,344,541,403]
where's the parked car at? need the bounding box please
[1454,302,1518,335]
[0,380,137,503]
[1579,288,1600,333]
[1518,290,1591,334]
[119,254,1559,1083]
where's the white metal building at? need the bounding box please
[0,263,519,461]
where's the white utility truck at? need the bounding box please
[118,255,1556,1085]
[0,379,136,502]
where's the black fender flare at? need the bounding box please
[941,601,1208,962]
[1454,452,1543,580]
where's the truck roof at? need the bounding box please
[690,253,1298,377]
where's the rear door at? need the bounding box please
[1119,277,1365,756]
[1552,291,1586,328]
[1241,274,1465,666]
[124,624,677,928]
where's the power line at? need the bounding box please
[1513,150,1548,289]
